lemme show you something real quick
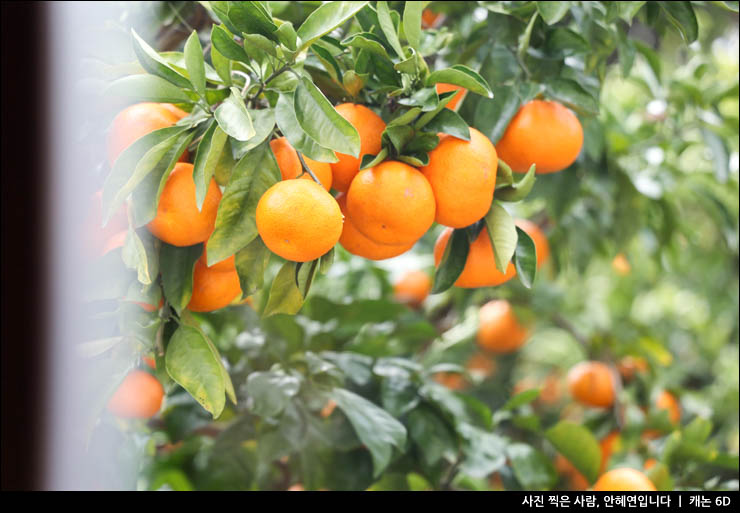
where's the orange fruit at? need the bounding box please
[644,459,657,470]
[330,103,386,192]
[555,455,590,491]
[655,390,681,424]
[143,356,156,369]
[434,372,467,391]
[435,83,467,111]
[599,431,620,475]
[146,163,221,247]
[617,356,649,381]
[421,9,444,29]
[107,370,164,418]
[346,160,435,245]
[131,297,164,312]
[612,253,631,276]
[567,361,616,408]
[496,99,583,174]
[159,103,189,120]
[108,102,189,166]
[288,484,305,491]
[420,127,497,228]
[335,193,414,260]
[320,399,337,418]
[466,352,496,380]
[433,227,516,288]
[187,259,242,312]
[539,372,564,405]
[85,190,129,258]
[270,137,333,191]
[256,179,343,262]
[200,237,236,273]
[593,468,656,491]
[515,218,550,267]
[393,270,432,307]
[477,300,528,353]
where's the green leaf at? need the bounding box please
[104,74,195,104]
[407,406,456,466]
[246,370,301,417]
[484,203,517,274]
[518,12,538,62]
[507,444,558,490]
[294,77,361,157]
[275,92,338,163]
[617,31,636,77]
[263,262,305,317]
[501,389,541,411]
[617,1,646,22]
[131,30,192,89]
[545,78,599,114]
[343,70,364,97]
[403,0,425,50]
[536,1,570,24]
[331,388,407,478]
[342,32,392,60]
[659,1,698,43]
[393,48,427,77]
[297,1,369,50]
[131,131,195,227]
[384,125,415,153]
[165,324,227,418]
[545,421,601,484]
[422,109,471,141]
[425,65,493,98]
[295,259,319,299]
[496,163,536,201]
[276,20,299,51]
[160,243,202,314]
[228,1,278,39]
[102,126,186,224]
[214,87,255,141]
[311,43,342,82]
[242,33,278,62]
[376,1,405,58]
[319,247,334,274]
[231,108,276,160]
[234,237,271,296]
[458,423,507,478]
[359,147,389,170]
[210,44,232,86]
[513,226,537,289]
[645,461,674,491]
[184,30,206,95]
[208,142,281,265]
[121,228,157,285]
[389,107,423,127]
[193,121,228,210]
[431,229,469,293]
[211,25,249,63]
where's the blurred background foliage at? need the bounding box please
[81,1,738,491]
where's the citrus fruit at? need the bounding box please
[434,371,466,391]
[515,218,550,267]
[393,270,432,307]
[612,253,631,275]
[435,83,467,111]
[593,468,656,491]
[270,137,333,191]
[256,179,343,262]
[107,370,164,418]
[567,361,616,408]
[617,356,648,381]
[187,259,242,312]
[600,431,621,474]
[496,99,583,174]
[476,300,528,353]
[330,103,386,192]
[347,160,435,245]
[421,9,444,28]
[655,390,681,424]
[466,352,496,380]
[433,227,516,288]
[420,127,497,228]
[555,455,590,491]
[146,163,222,247]
[200,236,236,273]
[108,102,189,166]
[335,193,414,260]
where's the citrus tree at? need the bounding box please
[79,1,739,491]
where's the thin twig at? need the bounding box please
[249,63,291,105]
[296,152,322,185]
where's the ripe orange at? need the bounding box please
[108,102,189,166]
[644,459,657,470]
[256,179,343,262]
[433,227,516,288]
[599,431,620,474]
[612,253,631,276]
[466,352,497,380]
[159,103,189,120]
[593,468,656,491]
[515,218,550,267]
[393,270,432,307]
[567,361,616,409]
[555,455,590,491]
[85,190,129,258]
[420,127,497,228]
[107,370,164,418]
[496,99,583,174]
[617,356,648,381]
[434,371,466,391]
[270,137,333,191]
[146,163,221,247]
[435,83,467,111]
[320,399,337,418]
[200,236,236,273]
[477,300,528,353]
[335,193,414,260]
[187,259,242,312]
[143,356,156,369]
[347,160,435,245]
[421,9,444,29]
[655,390,681,424]
[330,103,386,192]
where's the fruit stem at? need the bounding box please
[296,152,322,185]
